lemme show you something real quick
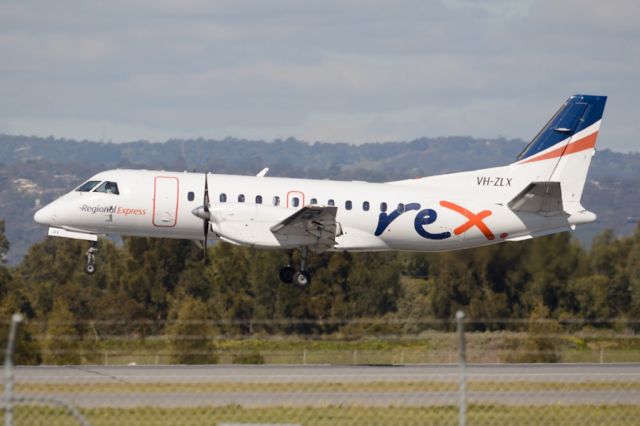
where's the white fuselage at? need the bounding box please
[34,168,593,253]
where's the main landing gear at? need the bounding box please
[279,247,311,287]
[83,241,98,275]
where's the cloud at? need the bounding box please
[0,0,638,150]
[531,0,640,32]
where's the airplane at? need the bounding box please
[34,94,606,287]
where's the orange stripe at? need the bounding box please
[521,131,598,164]
[562,131,598,155]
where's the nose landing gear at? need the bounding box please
[83,241,98,275]
[279,247,311,287]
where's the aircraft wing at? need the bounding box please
[270,206,339,251]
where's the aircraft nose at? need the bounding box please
[34,204,55,225]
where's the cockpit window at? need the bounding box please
[94,181,119,195]
[76,180,100,192]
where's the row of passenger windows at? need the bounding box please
[211,192,402,212]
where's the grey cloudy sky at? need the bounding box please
[1,0,638,151]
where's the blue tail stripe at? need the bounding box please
[517,95,607,161]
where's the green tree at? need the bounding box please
[394,276,433,333]
[0,293,41,365]
[523,233,584,316]
[346,252,401,317]
[89,290,147,336]
[626,227,640,323]
[507,303,561,363]
[590,229,621,277]
[16,237,121,325]
[122,237,200,323]
[588,229,630,316]
[43,299,81,364]
[568,275,611,320]
[168,296,217,364]
[206,243,254,334]
[0,220,9,264]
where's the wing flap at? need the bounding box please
[270,206,338,251]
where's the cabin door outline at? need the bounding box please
[152,176,179,227]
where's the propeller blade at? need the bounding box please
[202,172,210,263]
[204,172,210,213]
[203,219,209,262]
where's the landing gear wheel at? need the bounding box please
[279,266,295,284]
[83,261,97,275]
[293,270,311,287]
[84,241,99,275]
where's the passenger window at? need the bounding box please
[238,194,245,203]
[292,197,300,207]
[380,202,387,212]
[220,193,227,202]
[188,191,195,201]
[345,200,352,210]
[328,199,335,206]
[363,201,370,211]
[256,195,262,204]
[94,181,119,195]
[397,203,405,213]
[273,196,280,206]
[76,180,100,192]
[310,198,317,205]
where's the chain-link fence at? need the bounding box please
[3,314,640,425]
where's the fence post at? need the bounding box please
[4,313,23,426]
[456,310,467,426]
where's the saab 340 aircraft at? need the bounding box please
[34,95,606,287]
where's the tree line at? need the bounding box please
[1,218,640,362]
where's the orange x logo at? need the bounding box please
[439,200,495,240]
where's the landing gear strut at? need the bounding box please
[279,247,311,287]
[83,241,98,275]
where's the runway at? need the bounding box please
[13,364,640,408]
[15,363,640,383]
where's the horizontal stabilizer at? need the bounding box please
[506,225,575,242]
[508,182,564,214]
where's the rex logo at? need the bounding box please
[439,200,495,240]
[374,200,496,241]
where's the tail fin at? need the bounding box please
[515,94,607,203]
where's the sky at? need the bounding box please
[0,0,639,151]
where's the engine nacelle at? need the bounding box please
[209,203,291,247]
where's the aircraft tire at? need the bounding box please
[293,270,311,288]
[83,262,97,275]
[279,266,295,284]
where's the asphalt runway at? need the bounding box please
[13,364,640,408]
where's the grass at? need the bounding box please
[66,334,640,366]
[16,380,640,394]
[13,404,640,426]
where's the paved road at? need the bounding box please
[13,364,640,408]
[15,363,640,383]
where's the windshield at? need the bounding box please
[94,181,119,195]
[75,180,100,192]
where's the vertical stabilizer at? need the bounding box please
[514,94,607,204]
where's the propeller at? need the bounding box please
[191,172,211,262]
[202,173,210,261]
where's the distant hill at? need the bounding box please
[1,134,638,264]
